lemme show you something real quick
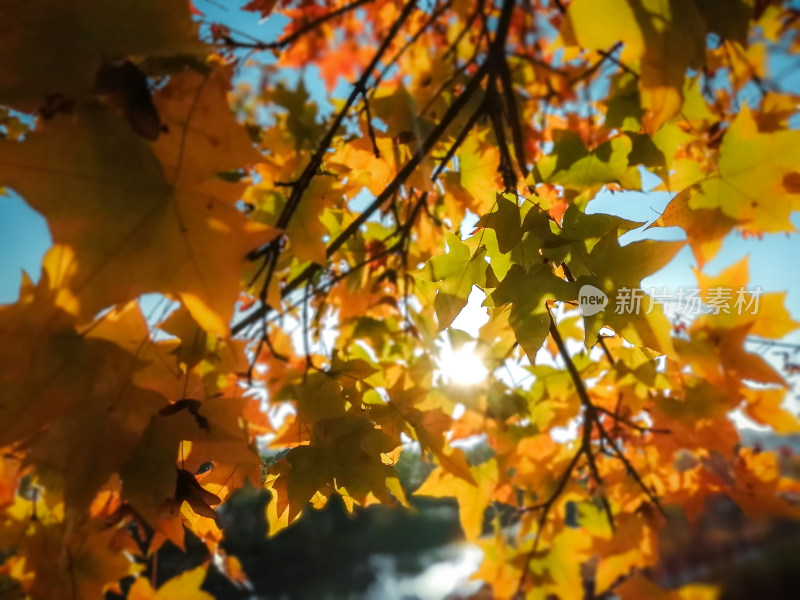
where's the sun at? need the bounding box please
[437,341,489,385]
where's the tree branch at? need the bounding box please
[235,0,517,337]
[219,0,375,51]
[233,61,490,336]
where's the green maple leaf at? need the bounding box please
[426,233,488,330]
[580,233,684,352]
[476,193,523,254]
[539,131,641,192]
[490,264,576,360]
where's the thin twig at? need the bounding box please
[232,60,490,336]
[218,0,374,51]
[362,90,381,157]
[443,0,485,60]
[595,405,670,435]
[497,55,529,178]
[569,41,626,84]
[430,98,485,180]
[372,0,453,89]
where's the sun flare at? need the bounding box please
[437,342,489,385]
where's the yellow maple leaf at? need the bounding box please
[415,458,498,540]
[565,0,705,131]
[688,106,800,233]
[129,564,214,600]
[0,66,277,336]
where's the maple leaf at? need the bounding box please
[415,458,500,541]
[265,81,328,150]
[565,0,706,131]
[285,176,339,265]
[616,574,719,600]
[653,378,740,458]
[332,134,398,196]
[85,300,207,401]
[693,257,800,337]
[578,233,684,352]
[129,565,214,600]
[442,129,502,215]
[122,395,260,527]
[648,188,739,268]
[159,304,250,394]
[676,321,785,388]
[539,131,641,192]
[0,0,207,109]
[2,0,800,597]
[679,106,800,234]
[0,455,20,510]
[424,232,488,330]
[13,522,140,600]
[0,274,168,513]
[491,264,576,359]
[266,413,405,535]
[476,193,523,253]
[369,379,476,483]
[0,66,277,336]
[242,0,279,17]
[592,512,659,593]
[741,387,800,434]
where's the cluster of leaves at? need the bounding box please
[2,0,800,598]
